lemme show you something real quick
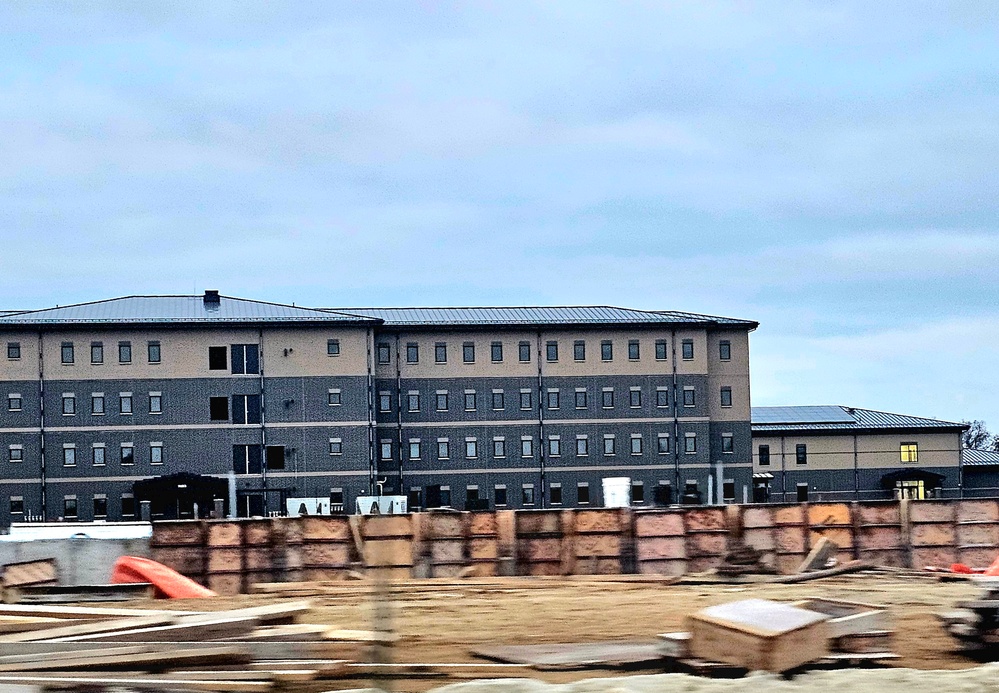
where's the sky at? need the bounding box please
[1,1,997,430]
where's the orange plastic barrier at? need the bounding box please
[111,556,216,599]
[985,555,999,577]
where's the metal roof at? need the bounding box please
[0,296,374,326]
[335,306,757,328]
[963,448,999,467]
[752,405,967,433]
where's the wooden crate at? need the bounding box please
[687,599,829,672]
[790,597,890,638]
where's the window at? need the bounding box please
[901,442,918,463]
[575,389,587,408]
[93,496,108,519]
[119,393,133,415]
[208,346,227,370]
[378,392,391,412]
[629,388,641,408]
[519,390,532,410]
[464,391,477,411]
[681,339,694,360]
[655,339,668,360]
[548,437,561,457]
[493,438,506,458]
[795,444,807,465]
[149,392,162,414]
[9,446,23,463]
[684,433,697,453]
[719,340,731,361]
[630,435,643,455]
[121,444,134,466]
[6,342,19,360]
[576,436,589,456]
[330,488,344,506]
[407,392,420,412]
[491,390,504,410]
[522,485,535,506]
[61,342,74,364]
[601,340,613,361]
[327,339,340,356]
[231,344,259,374]
[521,437,533,457]
[435,391,448,411]
[574,340,586,361]
[437,439,450,459]
[683,388,696,407]
[603,435,616,456]
[150,443,163,465]
[121,495,136,519]
[518,341,531,362]
[547,389,560,409]
[796,483,809,503]
[632,481,645,503]
[466,486,480,503]
[62,394,75,415]
[720,387,732,407]
[490,485,506,506]
[435,342,447,363]
[491,342,503,362]
[723,480,735,502]
[546,341,558,362]
[656,388,669,408]
[91,342,103,364]
[8,394,21,411]
[92,445,105,466]
[657,434,670,454]
[758,444,770,466]
[232,444,261,474]
[380,441,392,461]
[655,481,673,506]
[462,342,475,363]
[465,438,478,459]
[405,342,419,363]
[147,341,161,364]
[63,497,78,520]
[550,483,562,505]
[628,340,640,360]
[118,341,132,364]
[577,483,590,505]
[210,396,229,421]
[231,394,261,424]
[601,389,614,408]
[328,389,342,406]
[376,343,391,364]
[721,433,734,453]
[409,440,422,460]
[89,393,103,415]
[9,497,23,515]
[63,445,76,467]
[329,438,343,455]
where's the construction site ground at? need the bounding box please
[144,573,989,692]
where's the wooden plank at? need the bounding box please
[0,614,178,643]
[238,624,330,642]
[797,537,838,573]
[0,673,269,692]
[0,645,250,672]
[768,560,872,584]
[472,641,665,670]
[196,600,311,625]
[0,640,345,660]
[0,617,83,635]
[0,605,194,620]
[323,628,398,644]
[3,583,155,604]
[46,616,261,643]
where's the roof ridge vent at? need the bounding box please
[203,290,221,309]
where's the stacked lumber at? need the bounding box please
[0,599,386,691]
[939,579,999,653]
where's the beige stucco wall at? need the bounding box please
[752,431,962,471]
[707,329,751,422]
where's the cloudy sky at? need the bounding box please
[2,2,997,429]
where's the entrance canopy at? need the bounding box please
[879,468,945,489]
[133,473,228,520]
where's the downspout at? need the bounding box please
[536,330,546,508]
[37,331,46,520]
[780,435,786,502]
[366,327,375,494]
[394,333,403,496]
[853,434,859,501]
[670,330,679,501]
[958,434,964,499]
[258,327,268,514]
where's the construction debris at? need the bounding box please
[939,578,999,654]
[797,538,839,574]
[716,541,771,577]
[472,641,666,670]
[0,560,58,591]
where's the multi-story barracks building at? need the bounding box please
[0,293,758,524]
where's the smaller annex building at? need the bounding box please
[751,405,968,503]
[963,448,999,498]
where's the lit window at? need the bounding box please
[900,443,918,463]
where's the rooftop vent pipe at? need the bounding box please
[203,290,220,306]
